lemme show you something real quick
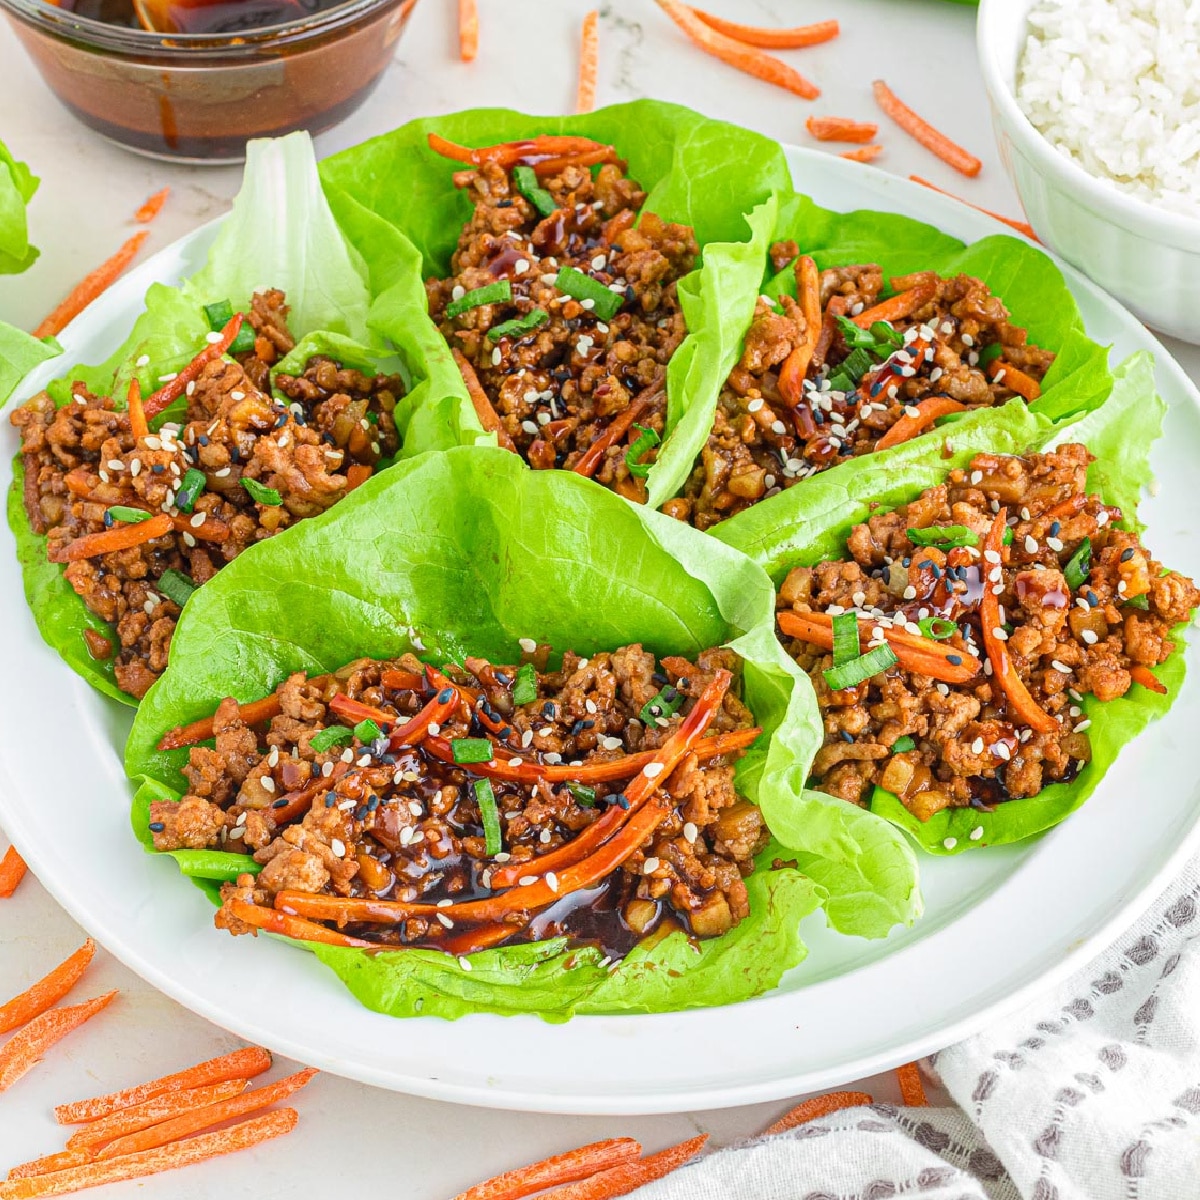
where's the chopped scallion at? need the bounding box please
[108,505,152,524]
[892,735,916,753]
[978,341,1005,367]
[1124,593,1150,610]
[624,423,660,478]
[831,611,860,666]
[1064,537,1092,591]
[639,685,683,725]
[158,569,196,608]
[242,477,282,506]
[486,308,550,342]
[823,643,898,691]
[174,468,207,514]
[566,782,597,808]
[840,346,875,384]
[452,737,495,765]
[228,322,257,356]
[918,617,957,640]
[554,266,623,321]
[475,778,503,857]
[445,280,513,319]
[513,165,557,217]
[869,320,904,348]
[203,300,234,330]
[512,662,538,705]
[834,314,877,350]
[906,525,979,549]
[1003,526,1014,546]
[309,725,353,753]
[354,719,383,743]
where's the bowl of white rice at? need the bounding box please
[978,0,1200,342]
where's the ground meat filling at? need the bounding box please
[776,444,1200,821]
[667,245,1056,530]
[150,645,766,958]
[428,159,698,503]
[10,289,402,699]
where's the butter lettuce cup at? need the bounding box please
[124,446,922,1021]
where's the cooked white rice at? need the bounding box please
[1016,0,1200,214]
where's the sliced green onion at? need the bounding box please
[823,643,898,691]
[203,300,234,330]
[978,341,1004,367]
[108,506,152,524]
[1003,526,1014,545]
[228,322,257,356]
[158,569,196,608]
[486,308,550,342]
[624,423,660,478]
[445,280,513,319]
[906,525,979,549]
[869,320,904,348]
[1064,537,1092,591]
[834,314,877,350]
[1124,593,1150,610]
[566,782,597,808]
[174,468,207,514]
[831,611,860,666]
[512,662,538,706]
[840,346,875,384]
[354,718,383,743]
[918,617,957,640]
[452,737,494,765]
[892,735,916,753]
[554,266,623,322]
[242,477,282,506]
[513,164,557,217]
[639,686,683,725]
[475,778,503,857]
[309,725,353,753]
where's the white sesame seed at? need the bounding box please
[943,837,958,850]
[770,420,787,435]
[408,800,423,817]
[341,748,354,763]
[546,871,559,893]
[458,957,473,972]
[971,736,984,755]
[984,549,1001,564]
[494,852,511,863]
[904,405,921,418]
[521,729,534,748]
[903,585,918,600]
[993,627,1008,641]
[451,285,465,301]
[581,298,595,311]
[519,637,537,653]
[1081,629,1098,645]
[331,838,346,857]
[205,331,224,344]
[437,913,454,929]
[602,736,622,751]
[399,827,413,846]
[1051,659,1071,674]
[428,722,441,736]
[508,757,522,767]
[107,459,124,472]
[521,420,539,435]
[1024,535,1038,554]
[190,512,206,528]
[518,875,538,887]
[357,754,371,767]
[1075,719,1092,732]
[683,822,698,844]
[514,258,530,274]
[228,826,244,839]
[996,743,1011,761]
[322,761,334,777]
[970,470,983,485]
[1046,536,1064,553]
[491,347,502,366]
[969,825,984,841]
[643,857,660,874]
[585,698,598,714]
[643,762,664,779]
[182,532,196,548]
[260,775,276,794]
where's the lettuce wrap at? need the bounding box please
[318,100,788,509]
[708,191,1114,572]
[728,352,1191,855]
[0,136,38,275]
[124,445,921,1020]
[7,132,466,705]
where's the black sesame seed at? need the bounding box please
[542,701,556,719]
[151,464,164,474]
[368,796,379,811]
[198,435,210,446]
[148,821,165,832]
[582,719,595,730]
[570,720,585,735]
[437,688,454,703]
[355,806,369,821]
[614,794,631,810]
[1049,521,1061,537]
[103,511,114,528]
[272,798,288,809]
[1121,548,1135,562]
[325,795,337,807]
[947,654,964,666]
[840,730,854,743]
[494,671,511,686]
[381,753,397,765]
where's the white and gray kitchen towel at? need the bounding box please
[635,854,1200,1200]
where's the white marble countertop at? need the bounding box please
[1,1,1198,1196]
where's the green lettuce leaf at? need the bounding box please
[319,101,786,507]
[125,445,920,1019]
[0,137,38,275]
[0,323,59,407]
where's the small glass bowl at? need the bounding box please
[0,0,416,163]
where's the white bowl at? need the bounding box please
[977,0,1200,343]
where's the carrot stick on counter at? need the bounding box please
[33,232,149,340]
[0,940,94,1035]
[873,80,982,177]
[0,846,28,899]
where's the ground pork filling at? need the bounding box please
[10,289,403,700]
[666,243,1056,530]
[149,645,767,959]
[776,444,1200,821]
[427,158,698,503]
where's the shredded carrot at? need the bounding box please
[0,940,94,1036]
[764,1091,873,1135]
[55,1046,272,1123]
[777,255,821,410]
[874,396,967,452]
[909,175,1039,241]
[873,80,981,178]
[386,669,460,751]
[577,10,599,113]
[64,1081,249,1151]
[853,283,937,329]
[656,0,819,99]
[452,1138,643,1200]
[33,231,149,340]
[157,694,284,751]
[428,133,617,173]
[533,1135,709,1200]
[573,387,658,477]
[346,463,373,491]
[380,669,425,691]
[0,992,117,1093]
[458,0,478,61]
[841,144,883,163]
[0,1109,299,1199]
[126,377,148,442]
[226,899,373,948]
[986,358,1042,402]
[5,1151,93,1181]
[688,8,837,49]
[807,115,877,143]
[453,348,517,451]
[143,313,244,419]
[980,510,1059,733]
[896,1061,928,1107]
[440,922,524,955]
[0,845,28,899]
[133,188,170,224]
[1130,664,1168,695]
[777,609,981,686]
[48,513,173,564]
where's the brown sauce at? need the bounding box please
[56,0,345,34]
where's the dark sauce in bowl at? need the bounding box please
[57,0,344,34]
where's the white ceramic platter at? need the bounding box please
[3,146,1199,1115]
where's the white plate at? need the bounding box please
[3,147,1200,1115]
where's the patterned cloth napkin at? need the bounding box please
[636,854,1200,1200]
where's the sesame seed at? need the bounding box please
[984,550,1001,564]
[546,871,559,893]
[969,826,984,841]
[514,258,530,274]
[1046,536,1064,552]
[107,459,124,472]
[357,754,371,767]
[451,285,466,301]
[747,397,764,413]
[1024,535,1038,554]
[996,743,1011,761]
[437,913,454,929]
[943,837,957,850]
[518,875,538,886]
[205,331,224,344]
[903,585,918,600]
[428,722,441,737]
[993,627,1008,641]
[182,532,196,548]
[602,736,622,751]
[341,748,354,763]
[521,729,534,748]
[1081,629,1098,645]
[683,822,698,843]
[643,762,664,779]
[970,470,983,485]
[971,737,984,754]
[519,637,537,653]
[190,512,206,528]
[1075,719,1092,732]
[770,420,787,435]
[260,775,276,794]
[322,761,334,777]
[228,826,244,839]
[331,838,346,857]
[458,957,473,972]
[491,347,502,366]
[643,857,660,874]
